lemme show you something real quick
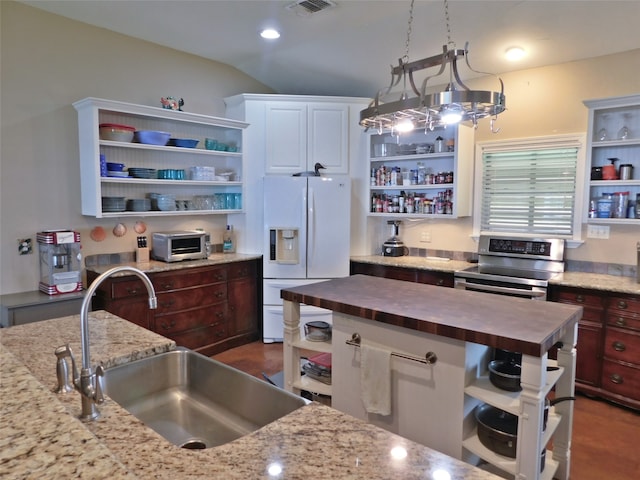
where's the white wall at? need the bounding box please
[0,2,273,294]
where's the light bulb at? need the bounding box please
[505,46,526,61]
[441,109,462,125]
[395,119,415,133]
[260,28,281,39]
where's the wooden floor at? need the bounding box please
[213,341,640,480]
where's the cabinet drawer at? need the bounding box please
[608,295,640,316]
[169,323,227,350]
[603,327,640,365]
[111,278,148,300]
[554,289,605,309]
[153,266,227,292]
[156,304,226,335]
[228,261,256,280]
[601,359,640,400]
[417,270,454,287]
[606,313,640,332]
[155,284,227,314]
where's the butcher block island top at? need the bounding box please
[281,274,582,357]
[0,312,502,480]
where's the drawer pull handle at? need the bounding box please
[127,288,139,295]
[615,317,627,327]
[161,320,176,330]
[436,279,444,286]
[216,312,224,318]
[215,292,225,298]
[575,295,585,303]
[617,300,628,309]
[612,341,626,352]
[160,300,175,308]
[609,373,624,385]
[162,283,174,290]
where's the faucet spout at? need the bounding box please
[78,266,157,420]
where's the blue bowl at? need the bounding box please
[169,138,199,148]
[134,130,171,146]
[106,162,125,171]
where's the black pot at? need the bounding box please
[475,403,518,457]
[488,355,562,392]
[475,397,576,458]
[488,359,522,391]
[475,404,546,472]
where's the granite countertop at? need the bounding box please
[85,253,261,276]
[351,254,473,273]
[1,312,501,480]
[282,275,582,357]
[351,254,640,295]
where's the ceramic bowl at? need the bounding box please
[99,123,135,142]
[169,138,199,148]
[134,130,171,146]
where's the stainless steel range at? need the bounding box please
[454,235,565,301]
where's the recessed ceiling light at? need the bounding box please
[505,46,526,61]
[260,28,281,40]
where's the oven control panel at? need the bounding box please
[488,238,550,256]
[478,235,565,261]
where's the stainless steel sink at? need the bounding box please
[102,347,307,449]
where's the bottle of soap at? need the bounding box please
[222,225,235,253]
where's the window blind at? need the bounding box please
[480,147,578,236]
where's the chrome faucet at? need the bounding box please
[73,266,157,420]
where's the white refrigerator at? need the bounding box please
[263,175,351,342]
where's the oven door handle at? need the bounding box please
[454,279,547,299]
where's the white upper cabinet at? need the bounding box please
[584,94,640,223]
[265,101,350,174]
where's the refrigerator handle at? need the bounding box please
[307,185,315,262]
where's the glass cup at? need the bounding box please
[233,193,242,210]
[204,138,218,150]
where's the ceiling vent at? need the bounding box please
[286,0,337,16]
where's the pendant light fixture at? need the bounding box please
[360,0,506,134]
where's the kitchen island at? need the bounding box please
[0,311,502,479]
[281,275,582,480]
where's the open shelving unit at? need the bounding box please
[74,97,248,218]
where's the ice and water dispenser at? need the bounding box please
[269,228,299,264]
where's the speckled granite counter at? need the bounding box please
[85,252,261,276]
[1,312,501,479]
[551,271,640,295]
[351,254,473,273]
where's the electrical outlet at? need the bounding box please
[587,225,610,239]
[420,230,431,243]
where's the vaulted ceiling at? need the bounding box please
[20,1,640,97]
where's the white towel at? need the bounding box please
[360,343,392,416]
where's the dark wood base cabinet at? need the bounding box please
[350,261,454,287]
[87,260,260,356]
[549,285,640,411]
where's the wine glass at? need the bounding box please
[596,114,609,141]
[618,113,631,140]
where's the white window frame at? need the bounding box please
[473,133,587,248]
